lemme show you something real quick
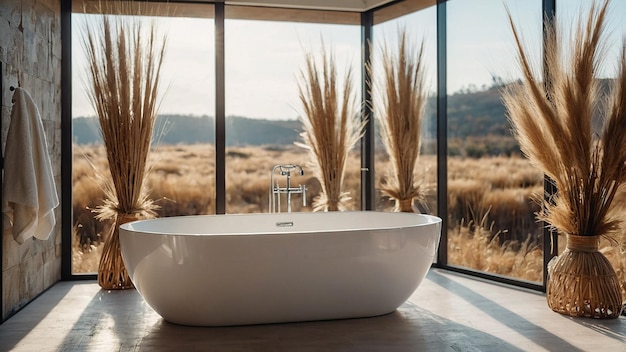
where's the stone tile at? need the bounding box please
[33,0,55,41]
[2,264,22,319]
[42,248,61,289]
[3,40,23,88]
[21,28,37,77]
[21,255,44,302]
[22,0,41,33]
[1,0,20,26]
[0,18,11,61]
[2,232,32,271]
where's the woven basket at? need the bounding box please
[547,234,623,319]
[98,214,139,290]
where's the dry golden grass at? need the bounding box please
[447,156,544,243]
[447,217,544,282]
[373,29,428,212]
[71,144,625,301]
[148,144,216,215]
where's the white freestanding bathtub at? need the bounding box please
[119,211,441,326]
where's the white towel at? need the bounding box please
[2,87,59,244]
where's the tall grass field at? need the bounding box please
[72,144,625,300]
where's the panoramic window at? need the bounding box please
[67,0,609,289]
[372,2,438,214]
[446,0,544,283]
[71,3,215,274]
[224,7,362,214]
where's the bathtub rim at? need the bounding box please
[119,211,442,237]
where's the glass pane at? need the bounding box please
[446,0,544,283]
[71,7,215,274]
[224,9,362,214]
[373,3,438,214]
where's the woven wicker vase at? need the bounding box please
[546,234,623,319]
[98,214,140,290]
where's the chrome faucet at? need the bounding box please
[269,164,306,213]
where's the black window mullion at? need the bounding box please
[361,11,375,211]
[542,0,557,291]
[436,0,448,266]
[215,3,226,214]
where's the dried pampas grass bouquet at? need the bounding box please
[503,0,625,318]
[371,29,428,213]
[80,0,167,289]
[296,43,365,212]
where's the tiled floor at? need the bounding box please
[0,269,624,351]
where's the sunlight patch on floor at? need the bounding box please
[14,284,101,351]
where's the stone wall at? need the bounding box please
[0,0,62,321]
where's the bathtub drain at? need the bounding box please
[276,221,294,227]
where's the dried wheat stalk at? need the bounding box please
[80,0,166,289]
[296,44,365,211]
[81,1,166,222]
[372,29,428,212]
[503,0,626,239]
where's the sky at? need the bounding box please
[71,0,626,121]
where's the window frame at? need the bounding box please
[61,0,556,293]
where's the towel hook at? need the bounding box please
[10,78,21,91]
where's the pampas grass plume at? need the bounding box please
[81,0,166,222]
[372,29,428,212]
[296,43,365,211]
[503,0,626,240]
[80,0,167,289]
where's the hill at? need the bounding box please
[73,78,619,148]
[446,86,510,137]
[72,85,520,148]
[72,115,303,146]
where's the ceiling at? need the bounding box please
[208,0,397,12]
[75,0,436,24]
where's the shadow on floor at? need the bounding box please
[137,301,526,351]
[0,282,77,351]
[427,270,593,351]
[570,315,626,343]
